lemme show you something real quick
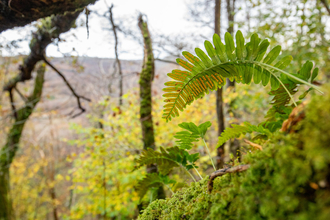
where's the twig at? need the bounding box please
[8,89,18,120]
[244,139,263,151]
[208,164,250,193]
[155,58,179,65]
[14,87,28,103]
[42,57,91,118]
[109,4,123,105]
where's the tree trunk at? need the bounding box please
[215,0,226,169]
[0,64,45,220]
[138,14,165,200]
[226,0,236,87]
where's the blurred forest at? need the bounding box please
[0,0,329,219]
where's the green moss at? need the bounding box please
[138,84,330,220]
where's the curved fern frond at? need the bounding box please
[162,31,322,121]
[217,122,272,147]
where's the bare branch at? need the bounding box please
[155,58,179,65]
[42,57,91,118]
[109,4,123,105]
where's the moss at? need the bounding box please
[138,84,330,220]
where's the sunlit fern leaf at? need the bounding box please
[134,147,199,175]
[217,122,272,147]
[162,31,321,122]
[136,173,176,200]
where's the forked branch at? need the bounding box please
[42,57,91,118]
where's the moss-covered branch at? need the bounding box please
[0,0,97,33]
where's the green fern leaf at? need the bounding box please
[136,173,176,199]
[217,122,272,147]
[135,146,199,175]
[162,31,322,122]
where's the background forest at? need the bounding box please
[0,0,330,219]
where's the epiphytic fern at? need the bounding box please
[162,31,322,121]
[217,122,272,147]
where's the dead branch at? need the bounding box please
[42,57,91,118]
[208,164,250,193]
[244,139,263,151]
[109,4,123,105]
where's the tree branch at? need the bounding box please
[320,0,330,15]
[42,57,91,118]
[0,0,97,33]
[155,58,179,65]
[208,164,250,192]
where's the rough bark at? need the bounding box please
[0,0,97,33]
[109,4,123,106]
[0,64,45,219]
[138,14,165,200]
[215,0,225,169]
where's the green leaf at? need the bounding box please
[225,32,235,61]
[300,61,313,79]
[204,40,220,65]
[195,48,213,68]
[197,121,212,138]
[311,68,318,82]
[213,33,228,62]
[263,45,281,64]
[235,30,245,60]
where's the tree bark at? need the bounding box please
[215,0,225,169]
[0,0,97,33]
[138,14,165,200]
[0,64,45,220]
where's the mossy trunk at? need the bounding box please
[0,64,45,220]
[138,14,165,200]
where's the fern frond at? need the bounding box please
[217,122,272,147]
[162,31,322,121]
[134,147,199,175]
[264,61,319,131]
[136,173,176,199]
[174,131,199,150]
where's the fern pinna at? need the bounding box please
[162,31,322,121]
